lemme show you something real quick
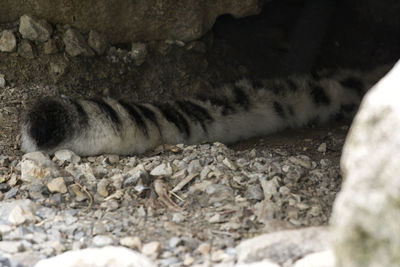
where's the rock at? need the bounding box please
[130,43,147,66]
[294,250,335,267]
[19,14,52,42]
[236,227,331,265]
[332,62,400,266]
[289,155,312,169]
[34,246,156,267]
[49,61,68,76]
[0,241,24,254]
[54,149,81,164]
[150,163,172,176]
[43,39,58,54]
[141,241,161,259]
[168,237,183,248]
[171,212,185,223]
[260,176,279,200]
[88,30,108,55]
[223,157,237,170]
[0,199,38,225]
[317,142,327,153]
[246,184,264,200]
[47,177,68,194]
[120,236,142,250]
[18,39,35,59]
[21,152,59,183]
[235,260,280,267]
[187,159,202,174]
[0,74,5,88]
[92,235,114,247]
[205,184,234,203]
[197,243,211,255]
[63,28,94,57]
[0,30,16,52]
[1,1,262,42]
[96,178,109,197]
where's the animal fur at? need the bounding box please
[20,69,384,156]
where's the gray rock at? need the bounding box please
[205,184,234,203]
[0,241,24,254]
[120,236,142,250]
[92,235,114,247]
[187,159,202,174]
[130,43,147,66]
[0,199,38,225]
[0,30,16,52]
[150,163,172,176]
[236,227,331,265]
[34,246,156,267]
[0,74,5,88]
[21,152,59,183]
[88,30,108,55]
[63,28,94,57]
[141,241,161,259]
[1,1,262,43]
[54,149,81,163]
[246,184,264,201]
[47,177,68,194]
[317,142,327,153]
[19,14,52,42]
[168,237,183,248]
[43,39,58,54]
[18,39,35,59]
[332,62,400,266]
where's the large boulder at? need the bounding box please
[332,61,400,266]
[0,0,262,43]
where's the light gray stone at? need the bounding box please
[63,28,94,57]
[21,152,59,183]
[18,39,35,59]
[120,236,142,250]
[43,39,58,54]
[47,177,68,194]
[150,163,172,176]
[0,74,5,88]
[0,30,16,52]
[141,241,161,259]
[34,246,156,267]
[19,14,52,42]
[332,62,400,267]
[88,30,108,55]
[236,227,330,265]
[130,42,147,66]
[0,241,24,254]
[92,235,114,247]
[54,149,81,163]
[0,199,38,225]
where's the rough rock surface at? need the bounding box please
[19,14,52,42]
[35,246,156,267]
[0,0,262,42]
[0,30,16,52]
[236,227,331,266]
[332,60,400,266]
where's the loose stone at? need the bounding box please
[0,30,16,52]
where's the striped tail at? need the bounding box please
[20,70,379,156]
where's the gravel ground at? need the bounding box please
[0,110,347,265]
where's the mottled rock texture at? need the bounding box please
[0,0,262,42]
[332,61,400,266]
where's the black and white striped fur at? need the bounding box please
[20,69,382,156]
